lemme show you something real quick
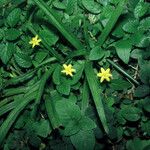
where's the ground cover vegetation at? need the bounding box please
[0,0,150,149]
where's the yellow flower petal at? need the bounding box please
[97,67,112,83]
[29,35,41,48]
[61,64,76,77]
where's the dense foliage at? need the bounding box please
[0,0,150,149]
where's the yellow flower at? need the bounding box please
[29,35,41,48]
[97,68,112,83]
[61,64,76,77]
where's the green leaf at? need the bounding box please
[63,120,80,136]
[85,61,109,134]
[0,92,36,144]
[79,116,97,131]
[60,61,85,86]
[33,51,48,66]
[55,100,81,126]
[89,46,105,60]
[70,130,95,150]
[140,62,150,84]
[121,106,141,122]
[53,65,61,85]
[130,49,143,59]
[82,0,101,14]
[56,82,70,95]
[5,28,21,41]
[63,116,96,136]
[134,2,149,18]
[134,85,150,98]
[66,0,77,15]
[131,31,150,48]
[32,119,51,138]
[126,138,150,150]
[110,79,132,90]
[122,19,139,33]
[6,8,21,27]
[33,0,84,50]
[143,98,150,113]
[14,52,32,68]
[53,1,66,10]
[0,29,4,40]
[39,28,59,46]
[141,121,150,135]
[140,17,150,31]
[97,0,128,46]
[115,39,132,64]
[0,43,14,64]
[45,97,62,129]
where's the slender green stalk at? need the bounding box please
[2,87,26,97]
[0,98,12,108]
[45,96,62,129]
[107,59,139,85]
[31,66,55,117]
[36,57,57,68]
[81,80,89,114]
[5,70,36,87]
[0,91,36,145]
[0,100,20,117]
[35,67,54,105]
[85,61,109,134]
[97,0,128,46]
[32,0,84,50]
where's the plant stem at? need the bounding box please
[107,59,140,85]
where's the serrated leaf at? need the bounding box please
[0,43,14,64]
[6,8,21,27]
[5,28,21,41]
[53,1,66,10]
[82,0,101,14]
[55,100,81,126]
[56,82,70,95]
[32,119,51,138]
[140,17,150,31]
[70,130,95,150]
[134,2,149,18]
[122,20,139,33]
[121,106,141,122]
[14,52,32,68]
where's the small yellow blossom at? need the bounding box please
[61,64,76,77]
[97,68,112,83]
[29,35,41,48]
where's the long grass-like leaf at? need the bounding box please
[0,99,21,117]
[0,91,36,145]
[0,98,12,108]
[31,67,55,117]
[85,61,109,134]
[5,70,36,87]
[97,0,128,46]
[45,96,62,129]
[33,0,84,50]
[81,79,90,114]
